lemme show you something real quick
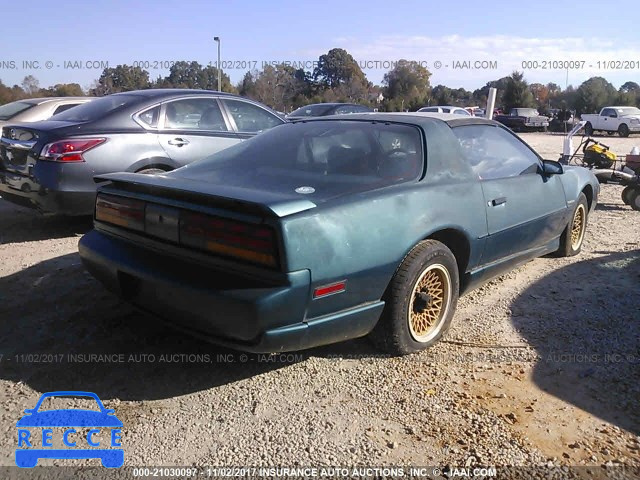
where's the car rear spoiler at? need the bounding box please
[93,172,317,218]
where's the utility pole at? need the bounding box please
[214,36,221,91]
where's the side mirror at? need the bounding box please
[541,159,564,175]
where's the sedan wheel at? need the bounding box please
[369,240,459,355]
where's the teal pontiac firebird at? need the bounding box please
[78,113,599,355]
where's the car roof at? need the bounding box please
[424,106,465,109]
[16,97,92,105]
[299,111,496,128]
[111,88,240,99]
[296,102,361,108]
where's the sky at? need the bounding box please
[1,0,639,92]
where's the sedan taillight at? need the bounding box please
[40,138,106,162]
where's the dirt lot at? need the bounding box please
[0,132,639,474]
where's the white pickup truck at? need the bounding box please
[581,106,640,137]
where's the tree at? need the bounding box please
[574,77,617,114]
[240,64,310,111]
[0,79,20,104]
[557,85,577,111]
[529,83,550,112]
[21,75,40,96]
[92,65,150,95]
[430,85,472,106]
[157,61,235,92]
[313,48,368,89]
[502,71,535,111]
[237,70,257,97]
[432,85,453,105]
[617,81,639,107]
[382,60,431,111]
[164,61,202,88]
[620,81,640,93]
[471,76,511,108]
[43,83,85,97]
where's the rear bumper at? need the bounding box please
[0,167,95,215]
[78,229,383,352]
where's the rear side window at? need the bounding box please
[452,125,541,180]
[0,101,35,121]
[222,99,282,133]
[162,98,228,131]
[52,94,146,122]
[52,103,82,116]
[137,105,160,128]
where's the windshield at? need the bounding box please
[288,104,335,117]
[172,120,424,201]
[617,107,640,116]
[50,94,145,122]
[0,101,36,121]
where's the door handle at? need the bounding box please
[490,197,507,206]
[168,138,189,147]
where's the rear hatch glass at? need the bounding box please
[171,120,423,202]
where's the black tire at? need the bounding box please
[621,186,636,205]
[584,123,593,136]
[369,240,459,355]
[618,124,630,138]
[557,192,589,257]
[607,131,615,136]
[629,189,640,212]
[137,168,167,175]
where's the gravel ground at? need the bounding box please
[0,132,639,476]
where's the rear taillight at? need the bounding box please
[95,194,145,231]
[94,194,279,268]
[180,211,278,268]
[40,138,106,162]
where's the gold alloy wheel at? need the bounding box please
[570,204,586,250]
[408,264,451,343]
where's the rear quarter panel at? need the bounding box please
[35,132,173,194]
[280,183,486,320]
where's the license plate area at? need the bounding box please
[145,204,180,243]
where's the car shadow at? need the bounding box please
[595,203,629,212]
[0,252,378,401]
[510,250,640,435]
[0,199,92,244]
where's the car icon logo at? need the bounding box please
[15,391,123,468]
